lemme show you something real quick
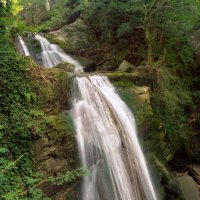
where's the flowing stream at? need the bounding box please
[72,76,156,200]
[19,34,157,200]
[35,34,83,72]
[18,36,30,56]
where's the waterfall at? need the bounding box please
[72,76,157,200]
[34,35,156,200]
[35,34,83,72]
[18,36,30,56]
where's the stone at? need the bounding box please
[187,164,200,185]
[56,62,75,72]
[45,18,96,54]
[176,175,200,200]
[117,60,135,72]
[131,85,150,104]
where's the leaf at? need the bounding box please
[0,147,9,154]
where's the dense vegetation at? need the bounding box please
[0,0,200,199]
[29,0,199,151]
[0,1,85,199]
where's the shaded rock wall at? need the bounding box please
[45,18,97,54]
[31,67,80,199]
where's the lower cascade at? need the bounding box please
[72,76,156,200]
[19,35,157,200]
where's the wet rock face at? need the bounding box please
[45,18,96,54]
[176,175,200,200]
[33,115,78,198]
[34,135,75,197]
[31,68,79,199]
[34,135,75,175]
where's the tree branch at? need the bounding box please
[146,0,160,16]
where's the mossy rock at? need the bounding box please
[117,86,153,126]
[35,68,72,111]
[105,72,152,87]
[25,34,43,64]
[117,60,135,72]
[45,18,97,54]
[144,117,177,163]
[33,111,78,198]
[111,77,176,163]
[56,62,75,72]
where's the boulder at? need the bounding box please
[117,60,135,72]
[45,18,96,54]
[187,164,200,185]
[131,85,150,104]
[130,85,153,126]
[176,175,200,200]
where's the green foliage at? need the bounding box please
[37,0,73,31]
[81,0,142,40]
[151,67,193,148]
[48,168,87,185]
[0,8,49,199]
[117,22,132,37]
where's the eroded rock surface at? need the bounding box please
[45,18,96,54]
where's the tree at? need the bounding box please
[81,0,199,66]
[138,0,199,66]
[19,0,47,25]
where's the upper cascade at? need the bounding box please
[18,36,30,56]
[35,34,83,72]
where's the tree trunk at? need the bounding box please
[83,0,89,6]
[45,0,51,11]
[31,8,35,25]
[145,27,153,67]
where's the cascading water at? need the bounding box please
[72,76,157,200]
[29,35,156,200]
[18,36,30,56]
[35,34,83,72]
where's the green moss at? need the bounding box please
[104,72,152,87]
[60,112,76,136]
[34,68,72,111]
[117,87,153,126]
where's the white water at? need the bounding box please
[33,34,157,200]
[18,36,30,56]
[72,76,157,200]
[35,34,83,72]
